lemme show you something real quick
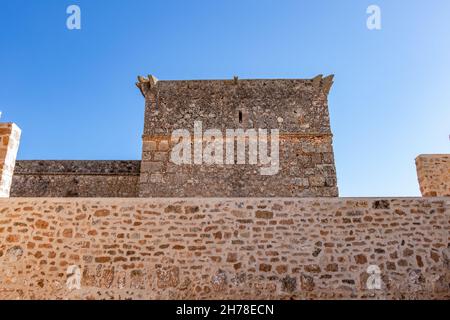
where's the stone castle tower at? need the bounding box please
[136,75,338,197]
[11,75,338,197]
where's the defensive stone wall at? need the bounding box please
[0,197,448,300]
[10,161,140,198]
[416,155,450,197]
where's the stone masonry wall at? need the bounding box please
[416,155,450,197]
[0,197,448,300]
[137,76,338,197]
[140,134,337,197]
[11,161,140,198]
[0,123,21,197]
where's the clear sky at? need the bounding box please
[1,0,449,196]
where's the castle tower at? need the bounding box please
[136,75,338,197]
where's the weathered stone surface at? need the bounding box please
[156,266,179,289]
[0,197,448,300]
[138,76,339,197]
[281,276,297,293]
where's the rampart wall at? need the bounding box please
[416,155,450,197]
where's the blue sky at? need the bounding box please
[1,0,449,196]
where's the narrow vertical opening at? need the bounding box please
[238,111,243,124]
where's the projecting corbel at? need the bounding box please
[136,75,159,97]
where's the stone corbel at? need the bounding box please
[136,75,159,97]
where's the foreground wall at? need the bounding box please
[0,197,448,300]
[11,161,140,198]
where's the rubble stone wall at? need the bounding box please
[0,123,21,197]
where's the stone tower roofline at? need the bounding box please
[136,74,334,98]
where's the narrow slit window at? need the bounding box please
[238,111,243,123]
